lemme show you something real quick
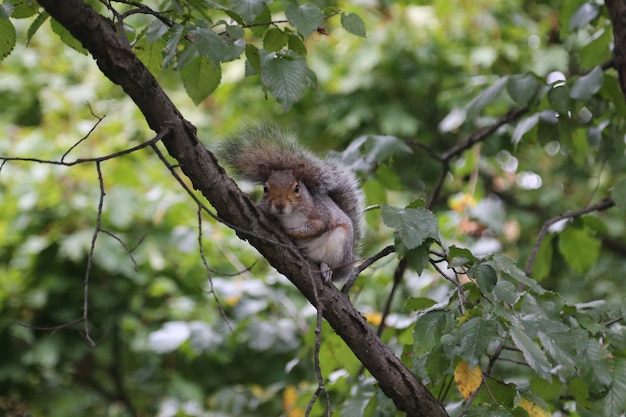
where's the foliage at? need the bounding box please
[1,0,626,416]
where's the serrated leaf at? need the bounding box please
[341,12,366,37]
[611,178,626,212]
[260,50,309,111]
[50,18,87,55]
[456,317,498,368]
[285,3,324,37]
[569,2,600,30]
[491,254,545,294]
[381,205,440,249]
[558,226,601,273]
[511,113,538,145]
[570,66,604,101]
[510,326,552,380]
[492,279,519,304]
[413,310,448,357]
[466,76,509,119]
[603,357,626,416]
[0,17,16,60]
[134,36,166,75]
[0,3,13,19]
[229,0,266,24]
[181,55,221,105]
[507,73,539,106]
[454,361,482,399]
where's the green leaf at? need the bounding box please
[510,326,552,380]
[285,3,324,37]
[229,0,266,24]
[570,66,604,101]
[363,135,413,163]
[162,24,184,68]
[26,11,48,46]
[413,310,449,357]
[466,76,509,119]
[569,2,600,30]
[134,36,166,75]
[611,178,626,212]
[405,243,431,275]
[507,73,539,106]
[146,19,169,43]
[182,55,222,105]
[260,50,309,111]
[603,357,626,416]
[558,226,601,273]
[287,33,307,56]
[548,85,571,115]
[531,233,553,281]
[341,12,366,37]
[0,16,16,60]
[381,205,440,249]
[263,28,288,52]
[50,18,87,55]
[492,280,519,304]
[404,297,437,312]
[491,254,544,294]
[190,27,245,65]
[12,1,39,19]
[469,264,497,294]
[456,316,498,368]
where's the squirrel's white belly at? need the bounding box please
[297,228,349,266]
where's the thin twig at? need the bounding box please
[524,197,615,275]
[197,206,233,333]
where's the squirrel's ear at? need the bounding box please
[259,164,271,181]
[294,164,306,180]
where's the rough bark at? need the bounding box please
[35,1,448,415]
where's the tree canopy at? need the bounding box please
[1,0,626,416]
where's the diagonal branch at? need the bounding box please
[36,0,448,415]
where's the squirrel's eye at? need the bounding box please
[263,184,269,193]
[294,184,300,194]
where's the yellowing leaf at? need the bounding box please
[454,361,482,399]
[363,312,382,326]
[282,385,304,417]
[519,397,550,417]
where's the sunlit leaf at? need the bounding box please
[558,226,601,273]
[341,12,366,37]
[182,55,222,105]
[0,16,16,60]
[381,205,440,249]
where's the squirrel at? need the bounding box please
[217,125,364,281]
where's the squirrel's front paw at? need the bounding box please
[320,263,333,282]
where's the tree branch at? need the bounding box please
[36,0,448,415]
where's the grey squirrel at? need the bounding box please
[217,125,364,281]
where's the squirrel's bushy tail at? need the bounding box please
[217,124,364,246]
